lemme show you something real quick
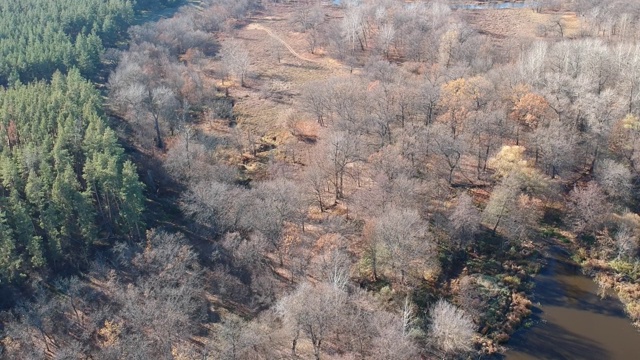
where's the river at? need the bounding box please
[505,246,640,359]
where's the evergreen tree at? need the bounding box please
[0,208,20,282]
[0,71,145,282]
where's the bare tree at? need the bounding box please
[369,309,421,360]
[212,316,274,360]
[595,159,633,206]
[614,223,638,260]
[418,75,442,126]
[221,39,251,87]
[182,180,249,235]
[482,173,544,244]
[551,15,566,38]
[428,299,475,357]
[315,247,352,290]
[304,160,330,212]
[567,183,613,237]
[342,5,366,53]
[430,122,468,185]
[107,44,180,150]
[370,207,438,284]
[533,119,577,178]
[449,192,481,249]
[301,80,331,126]
[242,179,306,264]
[147,86,179,149]
[322,130,362,203]
[275,282,347,360]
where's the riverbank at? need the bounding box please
[578,249,640,329]
[505,245,640,359]
[545,220,640,330]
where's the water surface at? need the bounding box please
[506,247,640,359]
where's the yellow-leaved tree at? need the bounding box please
[509,85,552,145]
[483,145,548,244]
[438,76,490,138]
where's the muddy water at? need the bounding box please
[505,247,640,360]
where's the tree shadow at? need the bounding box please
[280,62,324,71]
[530,247,628,318]
[506,320,609,360]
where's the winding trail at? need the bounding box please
[247,23,321,64]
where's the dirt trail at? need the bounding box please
[247,23,321,64]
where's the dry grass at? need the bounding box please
[462,8,581,51]
[197,4,354,179]
[590,263,640,327]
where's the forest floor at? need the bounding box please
[202,5,351,178]
[186,3,614,356]
[463,8,581,39]
[197,4,567,354]
[462,8,581,58]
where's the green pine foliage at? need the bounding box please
[0,0,135,85]
[0,70,145,282]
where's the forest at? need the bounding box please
[2,0,640,359]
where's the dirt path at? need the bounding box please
[247,23,321,64]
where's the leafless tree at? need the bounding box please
[428,299,475,356]
[275,282,347,360]
[430,122,468,185]
[482,173,543,244]
[220,39,251,87]
[532,119,577,178]
[182,180,249,235]
[369,309,421,360]
[567,183,613,237]
[370,207,438,284]
[449,193,481,249]
[418,75,442,126]
[456,275,490,324]
[242,179,306,264]
[303,160,331,212]
[291,2,325,33]
[212,316,274,360]
[315,247,353,290]
[147,86,179,148]
[342,4,367,53]
[301,80,331,126]
[614,223,639,260]
[107,43,180,150]
[595,159,633,205]
[322,130,362,203]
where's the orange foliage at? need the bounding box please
[509,90,550,130]
[438,76,489,135]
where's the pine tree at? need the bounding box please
[118,161,145,240]
[0,208,20,282]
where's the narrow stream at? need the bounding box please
[505,246,640,359]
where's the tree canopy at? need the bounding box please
[0,70,144,284]
[0,0,136,85]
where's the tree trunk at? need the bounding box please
[153,114,163,149]
[291,330,299,356]
[371,247,378,281]
[313,339,322,360]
